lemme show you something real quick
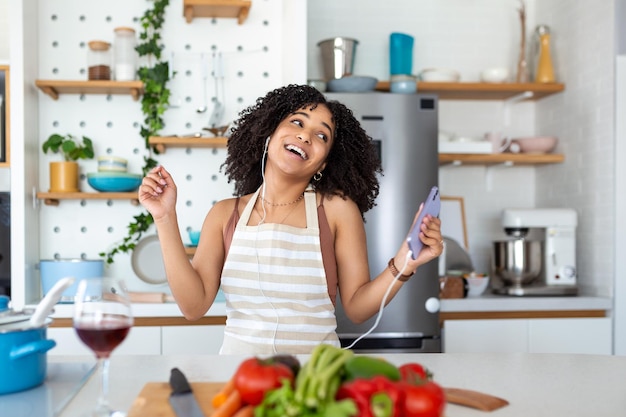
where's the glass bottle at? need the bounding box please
[113,27,137,81]
[87,41,111,80]
[534,25,556,83]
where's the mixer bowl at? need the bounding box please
[492,239,543,287]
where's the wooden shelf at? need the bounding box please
[439,153,564,166]
[185,246,197,257]
[183,0,252,24]
[35,80,144,101]
[149,136,228,153]
[36,191,139,206]
[375,81,565,100]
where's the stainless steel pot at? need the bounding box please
[317,37,359,80]
[492,239,542,287]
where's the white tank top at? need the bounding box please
[219,187,340,354]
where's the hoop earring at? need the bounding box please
[313,171,323,181]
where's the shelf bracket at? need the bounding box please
[503,91,534,126]
[485,161,515,191]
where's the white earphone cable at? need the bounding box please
[343,250,413,350]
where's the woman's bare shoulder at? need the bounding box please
[208,194,254,219]
[321,193,361,224]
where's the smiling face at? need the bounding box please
[266,104,335,179]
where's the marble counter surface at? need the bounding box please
[36,352,626,417]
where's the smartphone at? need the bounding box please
[406,186,441,259]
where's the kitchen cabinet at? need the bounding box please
[48,316,226,355]
[443,317,612,354]
[183,0,252,24]
[162,325,225,354]
[35,80,144,101]
[48,326,162,356]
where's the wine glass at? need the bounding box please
[73,277,134,417]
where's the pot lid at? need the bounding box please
[0,317,52,333]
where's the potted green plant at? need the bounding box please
[42,133,94,192]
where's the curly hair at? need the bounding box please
[221,84,382,216]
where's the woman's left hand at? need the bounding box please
[414,214,444,262]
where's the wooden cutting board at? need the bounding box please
[127,382,509,416]
[127,382,222,417]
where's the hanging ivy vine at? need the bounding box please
[100,0,171,264]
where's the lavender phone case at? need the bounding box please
[406,186,441,259]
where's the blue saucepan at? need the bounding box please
[0,318,56,394]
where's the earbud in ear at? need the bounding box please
[265,136,270,146]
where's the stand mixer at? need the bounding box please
[491,208,578,296]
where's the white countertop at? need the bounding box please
[440,294,612,312]
[45,294,612,319]
[17,352,625,417]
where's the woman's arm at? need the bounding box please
[328,196,443,324]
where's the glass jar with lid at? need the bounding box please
[113,27,137,81]
[87,40,111,80]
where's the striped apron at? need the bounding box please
[219,187,340,355]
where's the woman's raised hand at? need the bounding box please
[138,166,178,221]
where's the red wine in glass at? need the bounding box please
[75,319,131,358]
[73,277,133,417]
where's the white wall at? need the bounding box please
[308,0,616,299]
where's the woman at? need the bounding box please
[139,84,443,354]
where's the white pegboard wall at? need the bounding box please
[36,0,303,291]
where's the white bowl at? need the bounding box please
[481,67,510,83]
[97,156,128,172]
[418,68,460,82]
[466,275,490,297]
[513,136,558,154]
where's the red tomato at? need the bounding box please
[399,363,432,383]
[233,357,294,405]
[400,380,446,417]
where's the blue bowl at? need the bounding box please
[87,172,142,192]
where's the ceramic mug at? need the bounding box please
[485,132,512,153]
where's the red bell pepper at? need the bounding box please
[336,376,403,417]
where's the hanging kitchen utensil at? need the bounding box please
[196,53,208,114]
[208,51,224,128]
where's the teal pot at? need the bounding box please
[39,259,104,302]
[0,318,55,394]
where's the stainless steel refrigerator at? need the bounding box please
[325,92,440,353]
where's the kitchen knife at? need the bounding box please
[169,367,206,417]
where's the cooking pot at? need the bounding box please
[492,239,542,287]
[0,318,55,394]
[0,277,73,394]
[317,37,359,81]
[40,259,103,302]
